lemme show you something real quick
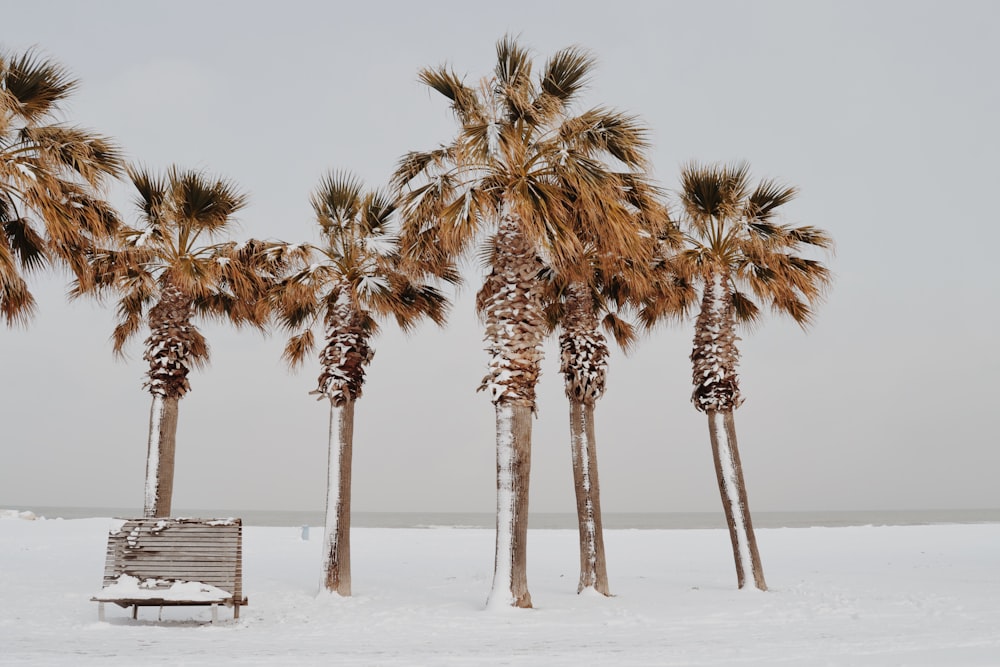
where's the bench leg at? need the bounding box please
[211,604,218,624]
[98,603,105,622]
[132,605,138,620]
[234,602,240,620]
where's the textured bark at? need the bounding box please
[559,281,610,594]
[690,271,743,413]
[313,285,368,596]
[569,400,610,595]
[558,282,608,405]
[313,284,372,407]
[487,401,534,609]
[144,278,199,400]
[692,270,764,589]
[143,395,179,518]
[478,214,546,609]
[478,214,548,407]
[142,276,198,518]
[322,399,354,595]
[708,409,767,591]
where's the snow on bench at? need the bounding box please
[92,517,247,622]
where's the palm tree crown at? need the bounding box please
[1,47,123,325]
[81,165,287,396]
[273,170,450,596]
[275,170,450,403]
[671,161,833,411]
[394,36,652,407]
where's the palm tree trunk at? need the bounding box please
[321,397,354,596]
[486,401,533,609]
[559,281,611,595]
[569,399,610,595]
[707,409,766,591]
[143,394,179,517]
[142,277,198,518]
[479,213,546,609]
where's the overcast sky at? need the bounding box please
[2,0,997,516]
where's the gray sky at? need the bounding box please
[2,0,998,515]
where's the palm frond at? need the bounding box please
[601,311,637,353]
[731,289,761,327]
[0,242,37,325]
[126,165,168,227]
[19,124,124,185]
[419,67,484,125]
[1,47,77,122]
[169,166,248,237]
[539,45,594,105]
[282,329,316,368]
[494,35,536,121]
[745,179,796,222]
[312,170,364,235]
[2,218,47,271]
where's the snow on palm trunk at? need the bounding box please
[479,214,546,609]
[486,402,533,609]
[143,395,178,517]
[691,270,765,590]
[322,399,354,596]
[569,400,609,594]
[559,281,610,595]
[142,279,196,518]
[314,285,369,597]
[708,409,766,590]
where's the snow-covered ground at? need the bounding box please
[1,513,998,665]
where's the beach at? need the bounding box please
[1,513,998,665]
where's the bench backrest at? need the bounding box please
[102,518,243,601]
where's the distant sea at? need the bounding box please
[7,507,1000,529]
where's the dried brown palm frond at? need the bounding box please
[1,46,123,325]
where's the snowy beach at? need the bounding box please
[1,514,998,665]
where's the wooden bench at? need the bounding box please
[91,518,248,622]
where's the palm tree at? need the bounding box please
[660,161,832,590]
[1,46,122,325]
[549,174,689,596]
[273,171,450,596]
[393,37,650,608]
[80,166,287,517]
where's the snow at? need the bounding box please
[1,514,999,665]
[486,403,515,609]
[93,575,233,602]
[321,402,345,590]
[572,408,597,582]
[143,394,163,516]
[713,410,756,586]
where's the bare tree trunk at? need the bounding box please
[569,400,610,595]
[707,409,766,591]
[143,394,179,518]
[322,398,354,595]
[486,401,533,609]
